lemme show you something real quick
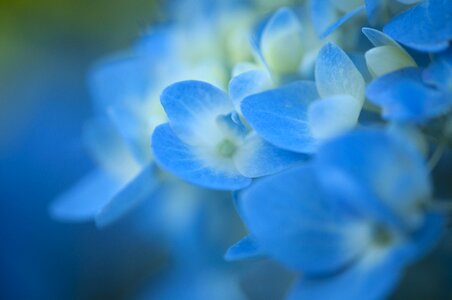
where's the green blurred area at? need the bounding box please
[0,0,161,147]
[0,0,160,79]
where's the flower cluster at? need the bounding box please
[51,0,452,299]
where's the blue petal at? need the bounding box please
[423,48,452,91]
[50,170,122,222]
[315,43,365,102]
[83,117,141,178]
[362,27,399,48]
[315,128,432,229]
[89,56,159,164]
[229,69,272,114]
[152,123,251,190]
[383,0,452,52]
[366,68,452,122]
[241,81,319,153]
[106,106,153,165]
[160,80,233,143]
[237,165,370,275]
[288,211,444,300]
[320,5,366,39]
[234,133,307,178]
[225,236,263,261]
[307,95,362,139]
[287,250,402,300]
[95,164,160,228]
[260,7,304,74]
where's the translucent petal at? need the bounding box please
[315,43,365,102]
[261,7,304,74]
[365,45,416,77]
[362,27,404,49]
[95,164,160,228]
[50,170,122,222]
[308,95,362,140]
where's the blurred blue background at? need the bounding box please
[0,1,167,299]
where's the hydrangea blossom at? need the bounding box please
[151,80,305,190]
[51,0,452,298]
[229,129,444,299]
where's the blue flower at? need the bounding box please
[241,42,365,153]
[151,80,305,190]
[229,128,444,300]
[384,0,452,52]
[50,5,263,225]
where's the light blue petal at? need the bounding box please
[83,117,141,179]
[315,43,365,102]
[234,133,307,178]
[225,236,263,261]
[88,55,158,164]
[237,165,370,275]
[260,7,304,74]
[241,81,319,153]
[315,128,432,229]
[307,95,362,140]
[383,0,452,52]
[250,16,270,65]
[362,27,402,48]
[106,106,152,165]
[367,68,452,122]
[95,164,160,228]
[160,80,233,143]
[152,123,251,190]
[229,69,272,114]
[320,5,366,38]
[50,170,122,222]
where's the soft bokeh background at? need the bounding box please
[0,1,167,299]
